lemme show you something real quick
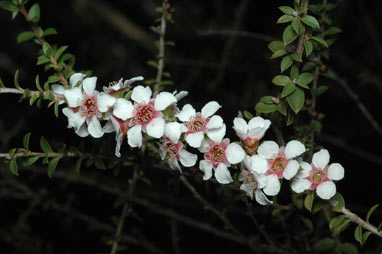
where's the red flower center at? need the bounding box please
[136,103,155,125]
[81,95,97,117]
[206,144,225,167]
[186,114,207,133]
[163,141,178,158]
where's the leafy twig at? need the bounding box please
[153,1,167,97]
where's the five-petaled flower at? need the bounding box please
[291,149,344,200]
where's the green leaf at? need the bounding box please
[304,40,313,57]
[301,217,313,233]
[272,75,291,86]
[29,95,39,106]
[14,70,20,89]
[47,75,60,83]
[281,55,293,73]
[292,193,303,209]
[332,192,345,212]
[310,36,328,47]
[302,61,316,72]
[43,27,58,37]
[354,225,362,244]
[17,31,34,43]
[271,49,288,59]
[291,17,301,34]
[277,15,294,24]
[279,6,294,15]
[283,25,298,46]
[54,101,59,118]
[287,112,295,126]
[37,55,50,65]
[48,157,60,178]
[313,238,335,251]
[40,136,53,154]
[165,41,175,47]
[147,60,158,68]
[55,45,68,60]
[268,41,284,53]
[297,73,313,88]
[304,192,314,212]
[35,75,43,91]
[330,215,349,235]
[287,86,305,114]
[290,52,302,62]
[0,1,18,12]
[290,64,299,79]
[366,204,379,223]
[282,82,296,98]
[277,102,287,116]
[260,96,274,104]
[0,77,4,88]
[75,158,83,175]
[362,232,371,245]
[42,42,51,56]
[23,132,31,150]
[94,158,106,170]
[10,158,18,176]
[28,3,40,23]
[243,110,254,120]
[338,243,358,254]
[312,200,327,214]
[301,15,320,29]
[326,26,342,36]
[22,156,39,166]
[255,101,278,114]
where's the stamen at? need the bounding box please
[186,114,206,132]
[271,157,286,174]
[81,95,97,117]
[136,104,155,125]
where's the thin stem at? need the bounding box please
[19,4,69,88]
[0,87,62,101]
[296,0,310,56]
[153,1,167,97]
[0,151,75,160]
[329,200,382,238]
[110,167,138,254]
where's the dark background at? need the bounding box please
[0,0,381,253]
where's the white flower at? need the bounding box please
[252,140,306,196]
[103,112,131,157]
[291,149,344,200]
[111,85,176,148]
[159,137,197,172]
[175,101,225,148]
[199,132,245,184]
[62,76,116,138]
[240,155,272,205]
[103,76,143,94]
[233,116,271,155]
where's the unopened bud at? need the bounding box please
[305,99,312,105]
[319,65,328,72]
[312,111,318,118]
[165,3,171,11]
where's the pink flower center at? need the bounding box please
[81,95,98,117]
[308,166,328,190]
[160,138,182,160]
[206,144,226,167]
[186,113,207,133]
[271,157,287,174]
[135,103,155,125]
[242,169,258,190]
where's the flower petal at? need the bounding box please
[164,122,183,144]
[328,163,344,181]
[283,159,299,180]
[226,143,245,164]
[62,107,85,130]
[75,123,89,137]
[206,124,226,143]
[233,117,248,140]
[257,141,279,159]
[88,117,104,138]
[83,77,97,95]
[174,90,188,101]
[291,179,311,193]
[215,163,233,184]
[131,85,152,103]
[300,161,312,171]
[127,125,142,148]
[199,160,213,181]
[240,184,254,199]
[250,155,268,174]
[69,73,86,87]
[51,84,65,95]
[154,91,177,111]
[185,131,204,148]
[179,149,197,167]
[263,175,280,196]
[168,157,181,172]
[123,76,144,87]
[312,149,330,169]
[114,133,124,157]
[285,140,306,159]
[113,98,134,120]
[255,189,273,205]
[206,115,223,129]
[175,104,196,122]
[316,181,336,200]
[146,117,165,138]
[255,173,267,188]
[201,101,221,118]
[97,92,116,112]
[64,87,82,107]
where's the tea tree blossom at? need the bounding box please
[252,140,306,196]
[233,116,271,155]
[240,155,272,205]
[199,130,245,184]
[103,76,144,94]
[175,101,225,148]
[62,75,116,138]
[291,149,344,200]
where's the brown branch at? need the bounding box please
[0,87,62,102]
[153,1,167,97]
[296,0,310,56]
[197,29,276,42]
[0,151,75,160]
[19,4,69,88]
[329,200,382,238]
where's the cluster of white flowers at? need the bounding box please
[53,73,345,205]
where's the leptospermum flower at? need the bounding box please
[199,132,245,184]
[62,75,116,138]
[252,140,306,196]
[103,76,144,94]
[175,101,225,148]
[103,112,131,157]
[111,85,177,148]
[291,149,344,200]
[158,122,197,172]
[240,155,272,205]
[233,116,271,155]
